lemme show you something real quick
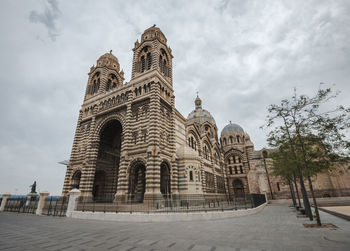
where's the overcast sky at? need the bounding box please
[1,0,350,195]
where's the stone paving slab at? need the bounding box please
[1,204,350,250]
[321,206,350,216]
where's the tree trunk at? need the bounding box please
[293,177,301,208]
[288,179,297,207]
[307,175,321,226]
[297,166,313,220]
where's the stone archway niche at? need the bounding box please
[128,162,146,203]
[160,161,171,198]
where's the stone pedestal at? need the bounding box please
[26,192,38,206]
[36,191,49,215]
[0,194,11,212]
[66,189,81,217]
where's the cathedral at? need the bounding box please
[62,26,350,203]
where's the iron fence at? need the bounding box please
[77,193,266,214]
[4,196,39,214]
[42,196,68,217]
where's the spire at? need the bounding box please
[195,94,202,110]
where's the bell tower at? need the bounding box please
[84,51,125,101]
[131,25,173,86]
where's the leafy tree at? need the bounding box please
[269,143,300,208]
[264,85,350,225]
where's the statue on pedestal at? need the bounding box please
[30,181,37,194]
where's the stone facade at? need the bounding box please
[62,26,350,202]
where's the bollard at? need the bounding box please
[0,194,11,212]
[66,188,81,217]
[36,191,49,215]
[264,191,269,204]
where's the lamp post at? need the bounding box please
[262,151,274,200]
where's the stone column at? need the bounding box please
[80,113,98,200]
[0,194,11,212]
[115,96,133,202]
[145,81,162,198]
[35,191,49,215]
[66,189,81,217]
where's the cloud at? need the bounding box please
[1,0,350,195]
[29,0,61,41]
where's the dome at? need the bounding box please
[222,122,244,133]
[187,95,216,125]
[98,51,118,61]
[187,109,216,125]
[141,24,167,44]
[96,50,120,71]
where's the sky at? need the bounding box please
[1,0,350,195]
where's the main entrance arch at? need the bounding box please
[128,162,146,203]
[93,119,122,201]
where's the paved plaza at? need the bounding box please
[0,204,349,251]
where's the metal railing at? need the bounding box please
[4,196,39,214]
[42,196,68,217]
[77,193,266,214]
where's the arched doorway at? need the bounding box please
[128,163,146,203]
[93,170,106,200]
[71,170,81,189]
[233,179,245,197]
[94,119,122,201]
[160,162,171,198]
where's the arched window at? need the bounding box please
[106,73,118,91]
[229,166,232,175]
[106,79,111,91]
[234,166,238,174]
[137,46,152,74]
[146,53,152,70]
[188,135,197,151]
[240,165,243,174]
[236,135,240,143]
[189,171,193,181]
[89,72,100,95]
[159,49,169,77]
[223,138,227,145]
[141,56,145,72]
[230,136,233,143]
[203,145,210,160]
